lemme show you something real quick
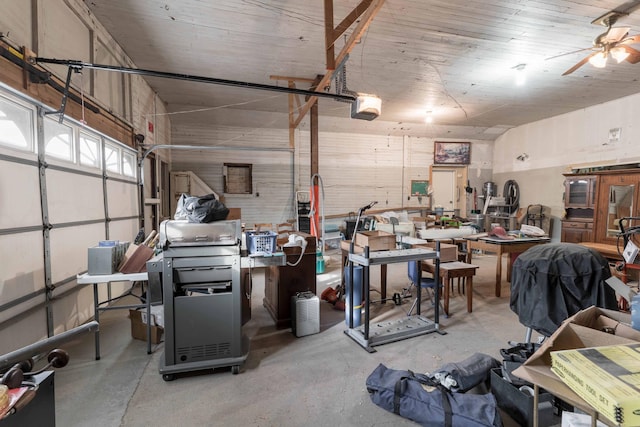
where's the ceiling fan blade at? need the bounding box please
[621,34,640,45]
[602,26,630,43]
[546,47,595,61]
[624,48,640,64]
[619,44,640,55]
[562,53,598,76]
[600,27,631,43]
[627,53,640,63]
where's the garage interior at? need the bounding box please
[3,1,640,426]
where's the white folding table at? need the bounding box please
[76,272,152,360]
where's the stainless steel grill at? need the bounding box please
[158,219,248,380]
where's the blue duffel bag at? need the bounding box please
[366,363,502,427]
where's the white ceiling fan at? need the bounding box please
[551,11,640,75]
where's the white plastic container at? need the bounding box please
[291,292,320,337]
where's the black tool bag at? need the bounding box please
[366,363,502,427]
[429,352,501,392]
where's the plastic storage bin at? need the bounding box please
[246,231,277,255]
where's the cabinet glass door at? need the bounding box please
[567,179,590,206]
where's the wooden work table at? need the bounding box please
[422,261,479,315]
[578,242,623,261]
[465,236,550,297]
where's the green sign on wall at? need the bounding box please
[411,180,429,196]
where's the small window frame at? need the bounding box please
[104,141,121,174]
[0,95,35,152]
[224,163,252,194]
[78,131,102,169]
[44,117,75,162]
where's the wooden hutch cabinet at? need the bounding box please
[561,174,596,243]
[561,170,640,247]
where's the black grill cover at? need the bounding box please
[509,243,617,336]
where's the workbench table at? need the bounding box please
[344,245,444,352]
[76,271,151,360]
[465,236,549,297]
[578,242,623,261]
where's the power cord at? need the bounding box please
[285,235,307,267]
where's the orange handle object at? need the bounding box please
[310,185,320,238]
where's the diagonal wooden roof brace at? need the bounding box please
[292,0,385,129]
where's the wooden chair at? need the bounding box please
[253,223,273,232]
[276,222,294,246]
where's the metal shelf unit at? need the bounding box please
[296,191,311,233]
[344,244,445,352]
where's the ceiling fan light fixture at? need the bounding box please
[589,51,608,68]
[611,46,630,63]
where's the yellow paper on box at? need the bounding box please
[551,343,640,426]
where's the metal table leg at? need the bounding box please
[93,282,100,360]
[146,283,152,354]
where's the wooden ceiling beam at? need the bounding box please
[294,0,385,128]
[324,0,373,70]
[269,75,317,83]
[271,75,308,147]
[288,81,295,149]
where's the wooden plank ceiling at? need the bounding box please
[84,0,640,140]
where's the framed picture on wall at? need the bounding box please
[434,141,471,165]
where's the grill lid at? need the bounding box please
[159,219,240,248]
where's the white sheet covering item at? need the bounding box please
[417,226,477,240]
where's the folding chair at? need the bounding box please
[405,261,445,316]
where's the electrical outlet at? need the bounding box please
[624,240,639,264]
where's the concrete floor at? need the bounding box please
[52,250,534,427]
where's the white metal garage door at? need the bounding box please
[0,86,140,354]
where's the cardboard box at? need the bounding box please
[512,306,640,422]
[551,343,640,426]
[129,309,163,344]
[416,242,458,263]
[226,207,241,220]
[354,230,396,251]
[118,244,154,273]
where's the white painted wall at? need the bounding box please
[494,92,640,174]
[492,91,640,240]
[171,121,495,226]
